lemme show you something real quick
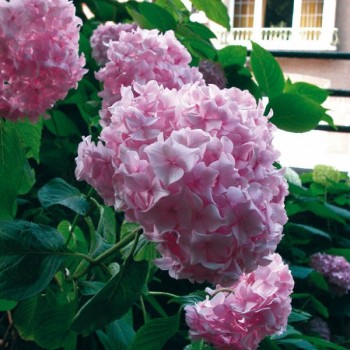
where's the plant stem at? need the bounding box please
[148,291,179,299]
[92,228,141,265]
[65,187,95,247]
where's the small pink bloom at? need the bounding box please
[185,254,294,350]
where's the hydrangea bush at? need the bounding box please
[0,1,349,350]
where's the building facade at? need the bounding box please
[213,0,339,51]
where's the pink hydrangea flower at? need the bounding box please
[76,80,288,285]
[184,254,294,350]
[0,0,87,122]
[310,253,350,295]
[199,60,227,89]
[95,27,204,126]
[90,22,138,66]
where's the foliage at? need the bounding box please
[0,0,349,349]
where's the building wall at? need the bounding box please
[335,0,350,52]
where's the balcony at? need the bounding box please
[212,27,339,51]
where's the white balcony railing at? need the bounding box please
[214,27,339,51]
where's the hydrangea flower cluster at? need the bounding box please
[309,317,331,340]
[184,254,294,350]
[0,0,86,122]
[76,80,288,286]
[199,60,227,89]
[95,27,204,126]
[90,22,138,66]
[310,253,350,295]
[312,164,342,187]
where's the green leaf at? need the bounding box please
[302,336,349,350]
[96,316,135,350]
[268,93,326,132]
[139,2,177,31]
[45,110,80,137]
[310,296,329,317]
[250,41,284,98]
[13,291,77,349]
[326,248,350,262]
[275,338,317,350]
[71,260,148,335]
[218,45,247,68]
[290,265,313,279]
[284,81,329,104]
[0,298,17,311]
[0,220,66,300]
[126,5,152,29]
[15,118,43,162]
[97,205,117,244]
[84,0,117,21]
[303,201,346,224]
[288,309,312,323]
[57,220,86,251]
[187,37,217,60]
[324,203,350,221]
[185,22,216,40]
[308,271,329,291]
[170,291,206,306]
[190,0,230,30]
[38,178,89,215]
[154,0,190,22]
[287,223,331,240]
[0,121,34,219]
[128,314,180,350]
[78,281,105,296]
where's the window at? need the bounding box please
[264,0,294,27]
[234,0,255,27]
[301,0,323,27]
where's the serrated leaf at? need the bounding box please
[190,0,230,30]
[139,2,177,31]
[250,41,284,98]
[128,314,180,350]
[218,45,247,68]
[71,260,148,335]
[38,178,89,215]
[284,81,329,104]
[268,93,325,132]
[0,220,66,300]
